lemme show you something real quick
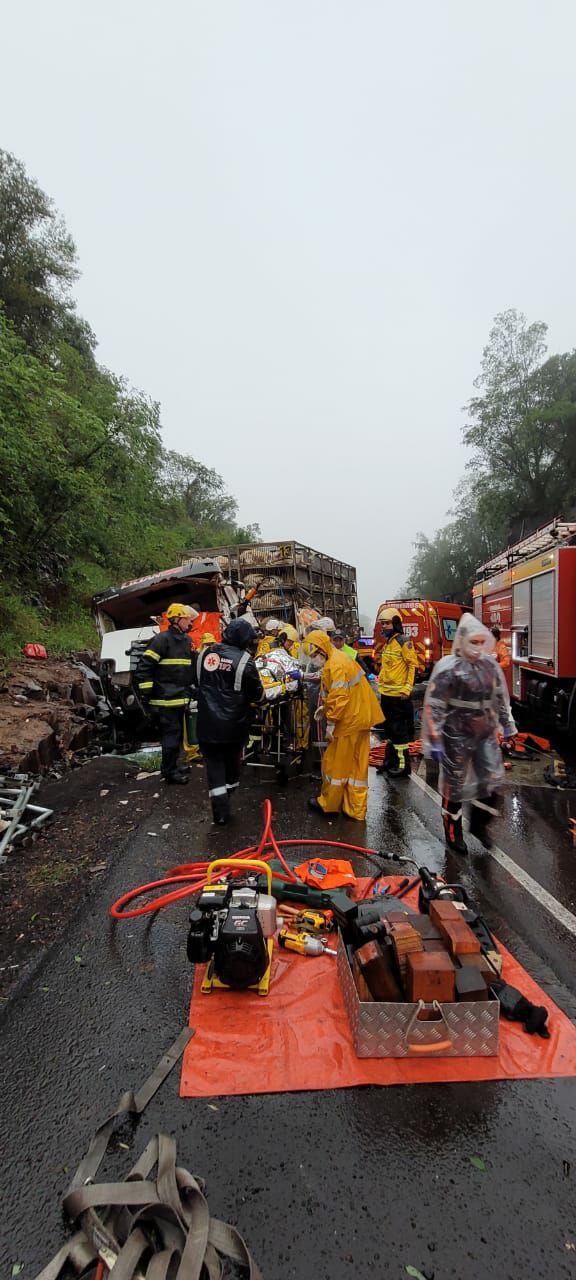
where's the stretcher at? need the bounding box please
[245,678,309,782]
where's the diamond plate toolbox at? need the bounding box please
[337,934,500,1058]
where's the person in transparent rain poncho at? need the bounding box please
[422,613,517,854]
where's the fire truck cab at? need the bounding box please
[472,520,576,728]
[373,600,463,679]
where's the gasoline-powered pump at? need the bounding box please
[186,860,277,996]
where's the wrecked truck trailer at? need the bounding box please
[92,558,252,740]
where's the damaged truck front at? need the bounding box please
[92,559,248,743]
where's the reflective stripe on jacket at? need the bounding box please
[378,634,418,698]
[193,642,264,743]
[321,650,384,737]
[135,628,194,706]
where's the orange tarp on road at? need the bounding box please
[180,879,576,1097]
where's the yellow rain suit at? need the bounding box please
[377,632,419,772]
[307,630,384,821]
[378,634,419,698]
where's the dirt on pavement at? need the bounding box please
[0,757,161,1000]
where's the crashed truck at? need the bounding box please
[92,559,255,740]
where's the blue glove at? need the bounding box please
[503,725,516,739]
[430,745,445,763]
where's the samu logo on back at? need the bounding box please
[204,653,221,672]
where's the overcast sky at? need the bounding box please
[3,1,576,622]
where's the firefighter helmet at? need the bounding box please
[378,607,401,623]
[166,603,198,621]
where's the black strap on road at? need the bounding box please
[34,1027,263,1280]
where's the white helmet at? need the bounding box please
[316,616,336,633]
[265,618,282,633]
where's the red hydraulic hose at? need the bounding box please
[110,799,386,921]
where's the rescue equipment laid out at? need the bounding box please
[112,803,553,1070]
[334,869,506,1058]
[187,860,277,996]
[333,863,550,1057]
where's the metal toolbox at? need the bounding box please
[337,934,500,1059]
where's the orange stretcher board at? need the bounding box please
[180,878,576,1096]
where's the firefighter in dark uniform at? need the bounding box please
[193,618,264,824]
[135,603,198,784]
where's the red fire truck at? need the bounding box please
[472,519,576,728]
[373,599,464,678]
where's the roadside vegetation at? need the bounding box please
[0,150,258,662]
[407,309,576,600]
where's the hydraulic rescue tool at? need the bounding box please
[417,866,502,973]
[418,866,468,913]
[187,860,277,996]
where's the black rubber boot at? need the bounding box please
[308,797,334,818]
[212,796,231,825]
[164,771,189,786]
[387,745,411,779]
[442,804,468,855]
[469,796,498,849]
[376,747,394,773]
[377,743,396,776]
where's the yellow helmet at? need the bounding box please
[378,606,401,623]
[166,603,198,621]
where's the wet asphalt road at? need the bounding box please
[1,757,576,1280]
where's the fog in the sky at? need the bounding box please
[3,2,575,621]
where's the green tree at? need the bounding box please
[0,150,84,353]
[407,512,495,602]
[0,150,261,660]
[407,310,576,600]
[160,451,240,530]
[464,309,576,532]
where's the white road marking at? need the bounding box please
[409,769,576,939]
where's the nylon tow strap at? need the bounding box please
[34,1026,263,1280]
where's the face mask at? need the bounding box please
[460,639,486,662]
[310,654,326,670]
